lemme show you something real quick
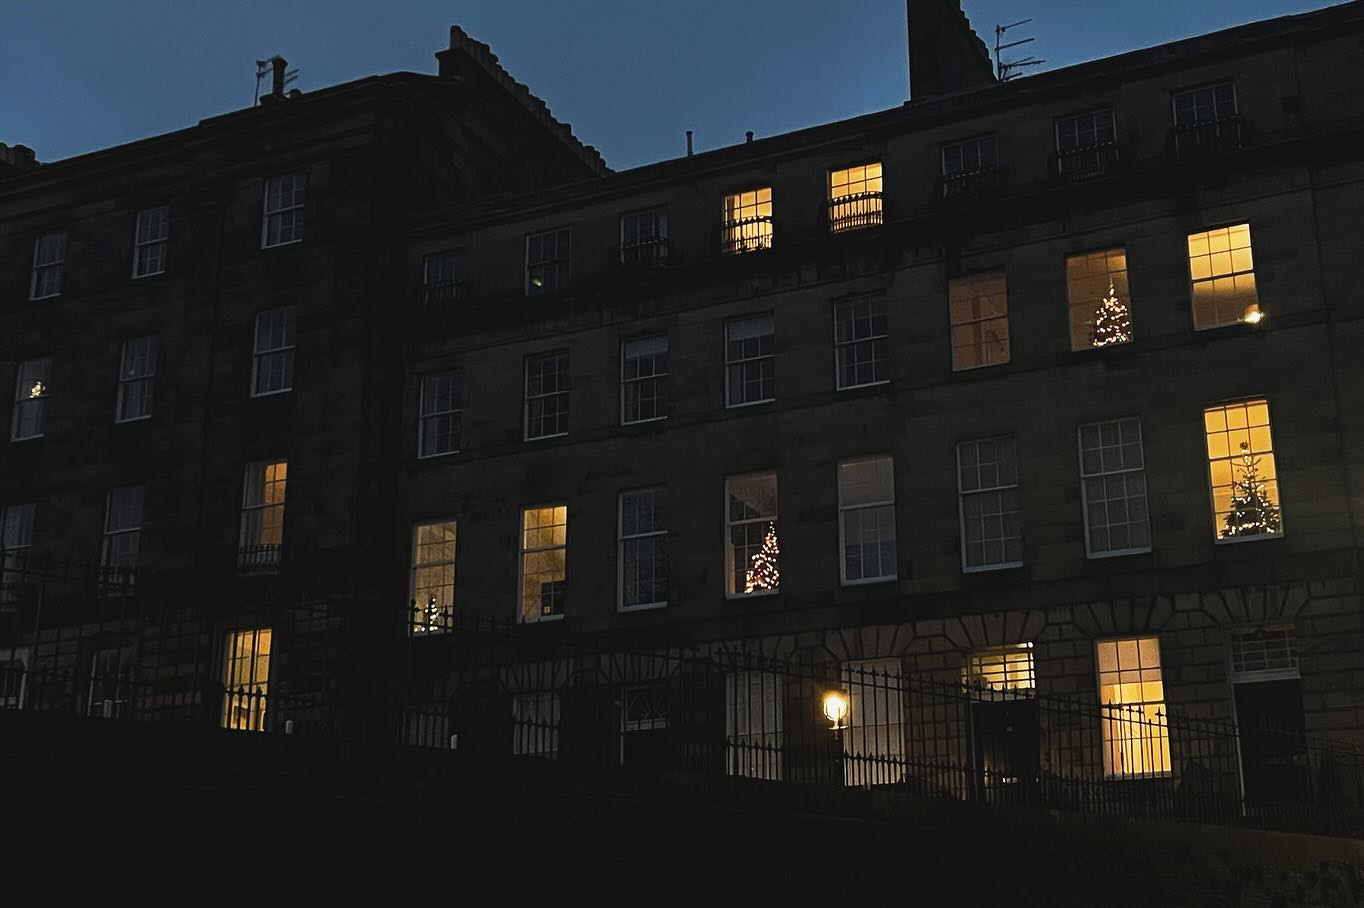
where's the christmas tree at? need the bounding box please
[1222,442,1281,538]
[1091,284,1132,347]
[744,523,781,593]
[418,595,446,632]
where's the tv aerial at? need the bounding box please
[994,20,1045,81]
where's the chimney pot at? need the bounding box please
[272,56,288,97]
[745,131,754,143]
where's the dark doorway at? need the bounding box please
[1234,678,1309,805]
[970,695,1040,804]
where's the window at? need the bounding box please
[957,437,1022,572]
[621,336,668,424]
[222,628,271,731]
[525,227,571,295]
[1079,418,1151,557]
[941,135,998,196]
[87,645,135,718]
[30,232,65,299]
[262,173,305,247]
[116,336,158,422]
[101,486,144,578]
[418,371,461,458]
[132,206,169,277]
[520,506,567,623]
[1,503,35,604]
[1188,224,1259,330]
[411,521,456,633]
[1173,82,1240,156]
[622,684,669,733]
[1067,249,1132,350]
[726,473,779,596]
[834,297,889,389]
[619,489,668,611]
[725,315,775,407]
[620,209,668,266]
[838,457,897,584]
[1054,109,1118,179]
[950,273,1009,371]
[239,461,286,574]
[828,163,884,233]
[1096,637,1171,778]
[726,670,782,780]
[10,358,51,441]
[842,659,903,787]
[1230,626,1298,678]
[0,646,29,709]
[513,691,560,757]
[1204,399,1282,542]
[722,188,773,254]
[965,644,1036,696]
[422,250,465,309]
[251,306,296,396]
[524,351,570,440]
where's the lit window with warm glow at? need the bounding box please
[222,628,271,732]
[1096,637,1171,777]
[1078,417,1151,557]
[965,644,1036,696]
[957,437,1022,572]
[722,188,773,254]
[520,506,567,622]
[1188,224,1258,330]
[1205,400,1282,542]
[726,670,783,780]
[411,521,456,633]
[949,273,1009,370]
[10,357,51,441]
[1067,248,1132,350]
[726,473,778,596]
[828,163,883,233]
[239,460,286,574]
[841,658,903,787]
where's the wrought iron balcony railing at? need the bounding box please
[1052,141,1123,181]
[237,544,282,577]
[1172,115,1246,160]
[422,279,468,312]
[939,167,1006,200]
[614,237,671,270]
[720,216,775,255]
[828,191,885,233]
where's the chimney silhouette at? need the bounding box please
[271,56,288,98]
[906,0,995,100]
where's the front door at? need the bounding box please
[970,696,1040,804]
[1234,678,1309,805]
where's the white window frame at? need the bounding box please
[524,351,570,441]
[618,488,668,612]
[1078,417,1152,559]
[1066,247,1133,351]
[132,206,169,278]
[10,358,51,442]
[525,227,571,295]
[251,306,296,397]
[724,472,779,599]
[956,436,1023,573]
[833,296,889,390]
[422,249,465,307]
[239,460,286,573]
[964,644,1037,698]
[513,691,561,757]
[116,335,158,423]
[1228,626,1300,683]
[949,273,1010,371]
[619,208,668,265]
[417,371,461,459]
[837,456,897,586]
[261,173,305,248]
[411,519,457,634]
[721,188,774,254]
[1204,398,1283,544]
[519,505,567,624]
[1187,224,1258,331]
[726,670,783,780]
[1173,81,1238,128]
[1095,636,1172,779]
[828,162,884,233]
[941,135,997,177]
[620,335,669,426]
[725,315,776,408]
[30,232,66,300]
[101,486,144,576]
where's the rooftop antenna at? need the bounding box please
[254,55,300,105]
[994,20,1045,82]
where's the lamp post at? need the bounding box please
[823,689,850,784]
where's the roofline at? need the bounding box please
[413,0,1364,233]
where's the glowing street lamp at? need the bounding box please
[822,689,850,731]
[1242,303,1265,326]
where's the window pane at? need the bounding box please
[1204,399,1282,541]
[949,274,1009,370]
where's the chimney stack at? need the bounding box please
[271,56,288,98]
[686,130,694,157]
[0,143,38,176]
[906,0,996,100]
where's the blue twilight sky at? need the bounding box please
[1,0,1341,171]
